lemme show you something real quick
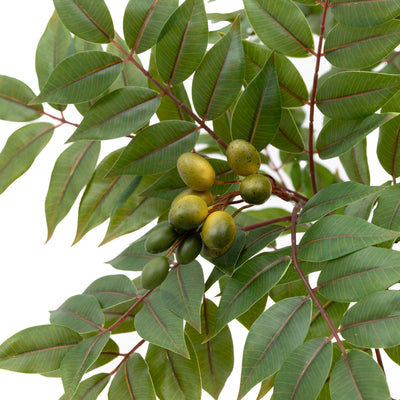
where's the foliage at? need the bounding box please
[1,0,400,399]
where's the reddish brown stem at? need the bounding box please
[36,108,79,127]
[237,215,292,231]
[108,339,146,376]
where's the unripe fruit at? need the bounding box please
[202,241,234,258]
[172,188,215,207]
[176,232,203,265]
[226,139,261,176]
[177,152,215,191]
[141,256,170,290]
[145,224,178,254]
[168,195,208,231]
[240,174,272,205]
[202,211,236,250]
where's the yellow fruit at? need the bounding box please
[172,188,215,207]
[202,241,234,258]
[240,174,272,205]
[201,211,236,250]
[226,139,261,176]
[177,152,215,191]
[168,195,208,231]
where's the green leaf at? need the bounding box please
[103,299,142,334]
[239,297,312,399]
[83,274,137,308]
[123,0,179,54]
[330,350,391,400]
[243,0,314,57]
[257,375,275,400]
[185,299,234,400]
[107,120,198,176]
[61,333,110,400]
[372,184,400,232]
[385,345,400,366]
[32,51,123,105]
[298,182,385,224]
[316,72,400,120]
[67,87,161,142]
[0,325,81,373]
[274,338,332,400]
[324,21,400,69]
[330,0,400,28]
[318,247,400,303]
[45,141,100,242]
[231,54,281,150]
[73,149,138,244]
[53,0,114,43]
[59,373,110,400]
[339,139,370,185]
[192,17,244,121]
[35,11,73,91]
[108,353,156,400]
[378,114,400,178]
[237,295,268,330]
[160,261,204,332]
[213,252,290,337]
[0,75,43,121]
[297,214,399,262]
[317,113,397,159]
[156,0,208,85]
[0,123,54,195]
[341,290,400,348]
[146,336,201,400]
[135,291,188,357]
[50,295,104,334]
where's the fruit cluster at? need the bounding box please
[140,139,272,290]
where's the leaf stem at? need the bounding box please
[36,108,79,127]
[237,215,292,231]
[108,339,146,376]
[308,0,330,195]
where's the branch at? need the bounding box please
[108,339,146,376]
[237,215,292,231]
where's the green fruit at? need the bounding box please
[201,211,236,250]
[202,241,234,258]
[145,224,178,254]
[172,188,215,207]
[168,195,209,231]
[226,139,261,176]
[240,174,272,205]
[176,233,203,264]
[141,256,170,290]
[177,152,215,191]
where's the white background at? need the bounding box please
[0,1,399,399]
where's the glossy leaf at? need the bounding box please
[32,51,123,105]
[330,350,391,400]
[0,123,54,195]
[330,0,400,28]
[231,54,281,150]
[45,141,100,242]
[0,325,81,373]
[339,139,370,185]
[325,21,400,69]
[160,261,204,332]
[192,17,244,121]
[341,290,400,348]
[214,252,290,337]
[243,0,314,57]
[135,291,188,357]
[239,297,312,399]
[274,338,332,400]
[156,0,208,85]
[50,294,104,334]
[59,373,110,400]
[108,353,156,400]
[67,87,161,142]
[318,247,400,303]
[0,75,43,121]
[123,0,179,53]
[146,336,200,400]
[185,299,234,400]
[316,72,400,120]
[107,120,198,176]
[298,182,385,224]
[60,333,110,400]
[317,113,397,159]
[53,0,114,43]
[298,214,399,262]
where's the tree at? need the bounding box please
[1,0,400,399]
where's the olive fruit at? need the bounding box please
[141,256,170,290]
[172,188,215,207]
[202,241,234,258]
[145,224,178,254]
[240,174,272,205]
[226,139,261,176]
[177,152,215,191]
[168,195,208,231]
[176,232,203,265]
[201,211,236,250]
